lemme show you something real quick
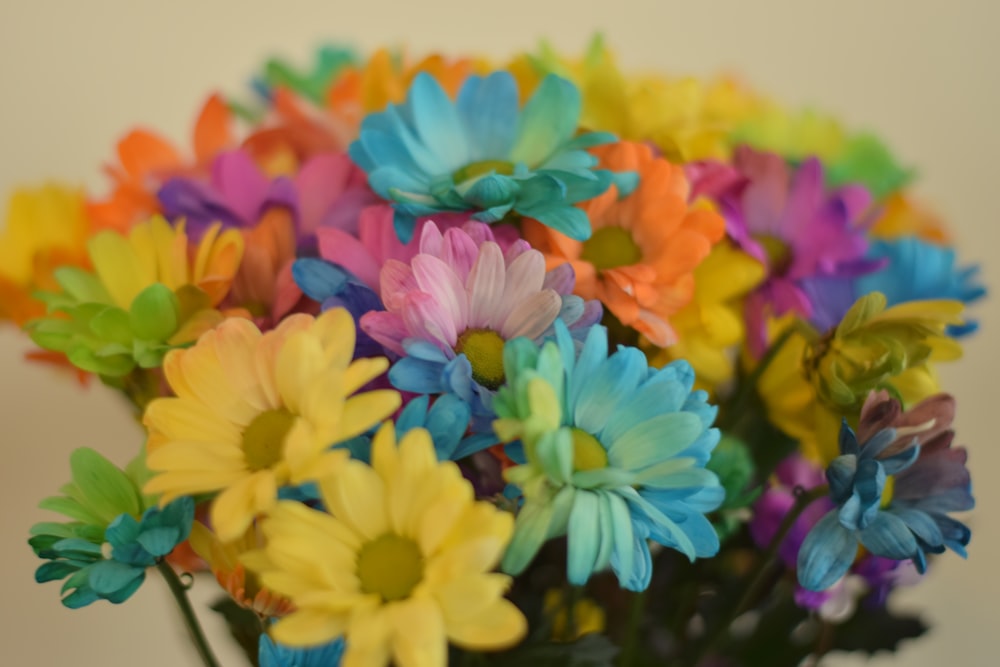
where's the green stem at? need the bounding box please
[690,484,829,666]
[618,589,646,666]
[718,326,800,431]
[157,560,221,667]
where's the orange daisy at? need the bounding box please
[523,141,725,346]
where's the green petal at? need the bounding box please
[130,283,180,341]
[69,448,142,524]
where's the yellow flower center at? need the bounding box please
[452,159,515,184]
[880,475,895,509]
[356,533,425,602]
[241,409,296,471]
[455,328,506,390]
[755,234,792,275]
[579,226,642,272]
[570,428,609,471]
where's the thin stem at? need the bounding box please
[156,560,221,667]
[718,326,800,431]
[689,484,829,666]
[618,589,646,666]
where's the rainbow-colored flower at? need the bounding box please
[361,220,599,416]
[494,322,722,590]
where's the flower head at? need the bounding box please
[349,71,616,242]
[27,216,243,376]
[524,141,725,346]
[360,220,599,415]
[143,308,401,541]
[694,146,876,355]
[494,322,723,590]
[243,423,526,666]
[797,391,973,591]
[29,448,194,608]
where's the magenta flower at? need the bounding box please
[691,146,877,355]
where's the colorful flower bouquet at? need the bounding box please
[3,38,983,667]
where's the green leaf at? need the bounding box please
[707,436,757,511]
[69,447,142,524]
[68,346,135,377]
[130,283,180,341]
[37,496,104,526]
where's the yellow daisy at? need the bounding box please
[244,423,527,667]
[143,308,400,541]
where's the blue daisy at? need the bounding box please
[348,71,627,243]
[493,321,723,591]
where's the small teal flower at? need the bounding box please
[797,392,973,591]
[349,71,623,242]
[31,497,194,608]
[259,633,344,667]
[854,236,985,336]
[493,322,723,591]
[28,447,195,608]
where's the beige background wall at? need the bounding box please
[1,1,995,664]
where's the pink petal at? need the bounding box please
[496,250,546,324]
[295,153,352,235]
[419,220,445,258]
[466,242,506,329]
[360,311,409,356]
[317,227,381,290]
[500,289,562,340]
[542,262,575,295]
[460,220,496,246]
[411,254,468,334]
[503,239,533,266]
[213,150,269,223]
[402,291,457,349]
[441,227,479,281]
[380,259,418,311]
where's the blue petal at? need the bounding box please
[293,259,350,302]
[858,511,919,560]
[573,347,647,434]
[510,74,581,165]
[456,72,519,162]
[389,357,446,394]
[797,511,859,591]
[87,560,144,596]
[408,72,468,171]
[567,490,602,585]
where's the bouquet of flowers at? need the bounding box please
[3,38,983,666]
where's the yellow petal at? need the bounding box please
[388,597,447,667]
[211,472,276,542]
[319,460,388,540]
[272,608,349,647]
[444,598,526,651]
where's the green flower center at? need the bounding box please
[455,328,506,390]
[242,408,296,471]
[452,160,515,185]
[579,227,642,271]
[356,533,425,602]
[570,428,609,471]
[755,234,792,275]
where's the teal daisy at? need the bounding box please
[493,322,723,591]
[348,71,626,243]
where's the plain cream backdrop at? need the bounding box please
[1,1,995,665]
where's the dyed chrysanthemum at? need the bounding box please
[360,220,600,415]
[348,70,617,242]
[243,423,526,666]
[853,237,985,336]
[143,308,401,541]
[494,322,723,590]
[511,36,763,162]
[797,391,973,591]
[868,192,951,243]
[524,141,725,347]
[0,185,91,325]
[189,521,294,618]
[646,240,765,389]
[693,146,877,355]
[27,216,243,376]
[29,448,194,608]
[803,292,964,416]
